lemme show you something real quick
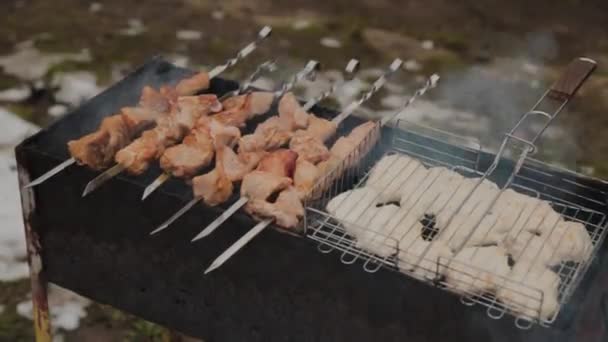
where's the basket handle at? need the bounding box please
[547,57,597,101]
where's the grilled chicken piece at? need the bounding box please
[160,122,214,179]
[289,130,330,164]
[175,72,210,96]
[277,93,309,130]
[293,158,320,198]
[67,74,211,170]
[237,92,311,153]
[240,170,292,201]
[246,187,305,228]
[115,95,222,175]
[191,147,233,206]
[316,121,377,176]
[218,146,266,182]
[213,92,273,127]
[255,149,298,178]
[68,115,132,170]
[305,116,337,142]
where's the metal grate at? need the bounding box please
[304,118,607,329]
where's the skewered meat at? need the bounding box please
[220,146,267,182]
[115,95,222,174]
[240,171,292,201]
[293,158,320,198]
[213,92,273,127]
[288,131,330,165]
[68,73,209,170]
[256,149,298,178]
[305,115,337,143]
[191,147,233,206]
[237,92,311,153]
[159,116,240,178]
[174,72,210,96]
[317,121,378,176]
[159,122,214,179]
[366,154,426,203]
[398,237,453,280]
[496,262,559,320]
[444,246,511,294]
[68,115,132,170]
[246,187,304,228]
[501,230,560,267]
[277,92,309,130]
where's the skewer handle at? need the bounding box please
[274,60,321,99]
[302,58,360,112]
[332,58,403,125]
[208,26,273,79]
[150,198,201,235]
[380,74,440,126]
[24,157,76,188]
[191,197,249,241]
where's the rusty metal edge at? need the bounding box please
[16,152,52,342]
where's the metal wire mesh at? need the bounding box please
[304,119,607,329]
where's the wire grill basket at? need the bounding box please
[303,58,606,329]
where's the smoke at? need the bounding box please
[430,30,578,169]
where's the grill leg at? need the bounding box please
[18,163,53,342]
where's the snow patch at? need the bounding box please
[0,86,31,102]
[320,37,342,48]
[176,30,203,41]
[52,71,102,106]
[17,286,90,331]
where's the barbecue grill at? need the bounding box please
[16,57,608,341]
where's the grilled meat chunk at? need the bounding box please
[218,146,266,182]
[67,74,209,170]
[115,95,221,175]
[289,130,330,164]
[246,187,304,229]
[213,92,273,127]
[192,147,233,206]
[255,149,298,178]
[240,171,292,201]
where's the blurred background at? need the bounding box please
[0,0,607,340]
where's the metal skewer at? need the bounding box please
[81,27,273,197]
[141,60,278,200]
[204,74,439,275]
[149,59,323,235]
[190,59,362,242]
[26,26,272,190]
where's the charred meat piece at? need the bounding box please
[115,95,222,175]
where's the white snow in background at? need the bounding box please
[52,71,102,106]
[17,286,90,331]
[404,59,422,72]
[119,19,146,37]
[421,40,434,50]
[320,37,342,48]
[211,10,225,21]
[0,41,91,81]
[176,30,203,41]
[0,86,31,102]
[292,19,311,30]
[89,2,103,13]
[0,108,39,282]
[48,104,68,118]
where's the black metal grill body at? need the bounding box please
[15,58,608,342]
